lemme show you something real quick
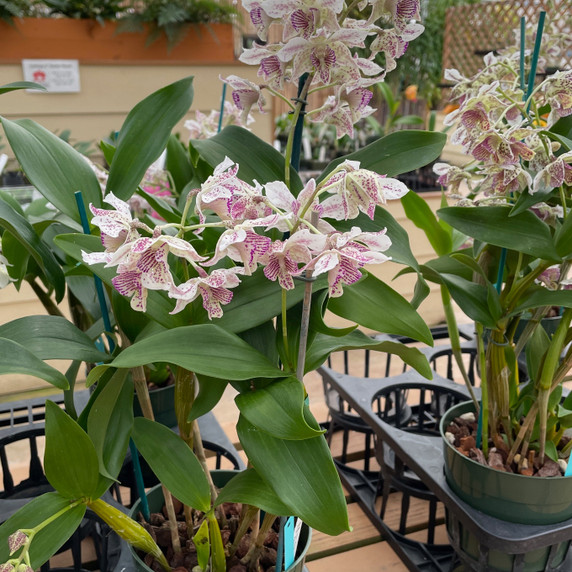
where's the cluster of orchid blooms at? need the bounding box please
[82,0,426,319]
[433,21,572,203]
[224,0,424,138]
[83,158,409,318]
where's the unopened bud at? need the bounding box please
[7,531,27,556]
[0,562,15,572]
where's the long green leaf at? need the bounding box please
[0,493,86,568]
[87,372,133,496]
[165,134,194,193]
[215,468,292,515]
[555,213,572,258]
[192,125,303,192]
[438,273,500,328]
[44,401,100,499]
[0,118,102,223]
[319,130,447,180]
[401,191,452,256]
[0,315,109,362]
[0,81,47,94]
[132,418,211,512]
[438,206,560,261]
[106,77,194,200]
[327,272,433,345]
[236,377,323,440]
[110,324,284,380]
[510,288,572,315]
[0,338,68,389]
[306,330,432,379]
[237,413,349,536]
[0,199,65,301]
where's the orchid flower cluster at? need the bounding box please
[82,157,409,319]
[184,101,254,140]
[434,32,572,202]
[224,0,424,138]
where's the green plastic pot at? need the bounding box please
[133,383,176,428]
[441,401,572,571]
[129,470,312,572]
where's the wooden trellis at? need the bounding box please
[442,0,572,80]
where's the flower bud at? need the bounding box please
[7,531,27,556]
[0,562,15,572]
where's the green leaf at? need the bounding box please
[306,330,432,379]
[44,401,100,499]
[110,324,284,379]
[0,118,102,224]
[189,375,228,422]
[510,288,572,315]
[0,81,47,94]
[215,468,292,515]
[525,325,550,384]
[330,205,419,269]
[555,212,572,258]
[237,412,349,536]
[211,270,327,334]
[0,338,69,389]
[106,77,194,200]
[87,371,133,496]
[193,519,210,571]
[438,273,500,328]
[165,134,194,193]
[131,417,211,512]
[319,130,447,180]
[509,186,556,217]
[236,377,323,440]
[0,199,65,301]
[0,315,109,362]
[207,514,226,572]
[0,493,86,569]
[54,233,189,329]
[192,125,303,192]
[401,191,452,256]
[327,272,433,345]
[438,206,560,261]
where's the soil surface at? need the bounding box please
[138,499,281,572]
[445,413,568,477]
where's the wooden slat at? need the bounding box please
[307,542,409,571]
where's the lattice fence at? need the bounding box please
[442,0,572,79]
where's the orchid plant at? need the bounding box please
[0,2,448,571]
[404,15,572,474]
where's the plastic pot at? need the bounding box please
[129,470,312,572]
[441,401,572,571]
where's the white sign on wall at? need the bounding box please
[22,60,81,93]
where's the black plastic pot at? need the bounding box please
[441,401,572,571]
[129,470,312,572]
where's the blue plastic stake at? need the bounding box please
[129,439,151,521]
[526,11,546,111]
[75,190,150,521]
[217,83,227,134]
